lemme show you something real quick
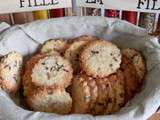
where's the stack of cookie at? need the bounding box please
[22,35,146,115]
[69,39,124,114]
[64,36,145,115]
[23,41,73,114]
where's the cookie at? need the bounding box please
[87,78,98,114]
[92,71,125,115]
[111,70,125,113]
[23,54,42,96]
[121,56,139,102]
[23,53,73,89]
[0,51,23,93]
[45,50,60,56]
[91,78,109,115]
[41,39,68,54]
[122,48,146,84]
[71,75,91,114]
[64,35,97,73]
[27,89,72,114]
[80,40,121,78]
[104,75,116,114]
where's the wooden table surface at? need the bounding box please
[148,113,160,120]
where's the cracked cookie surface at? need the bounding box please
[23,53,73,89]
[80,40,121,78]
[0,51,23,93]
[27,89,72,114]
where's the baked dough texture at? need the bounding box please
[0,51,23,93]
[80,40,121,78]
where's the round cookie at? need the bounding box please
[71,75,91,114]
[23,53,73,89]
[64,35,97,73]
[122,48,146,85]
[0,51,23,93]
[41,39,68,54]
[26,89,72,114]
[80,40,121,78]
[121,56,139,102]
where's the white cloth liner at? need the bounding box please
[0,16,160,120]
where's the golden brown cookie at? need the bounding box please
[45,50,60,56]
[104,75,116,114]
[121,56,139,102]
[91,78,109,115]
[80,40,121,78]
[122,48,146,85]
[87,78,98,114]
[64,35,97,73]
[0,51,23,93]
[23,54,42,95]
[71,75,91,114]
[111,70,125,113]
[26,88,72,114]
[23,53,73,90]
[91,71,125,115]
[41,39,68,54]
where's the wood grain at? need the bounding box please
[148,113,160,120]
